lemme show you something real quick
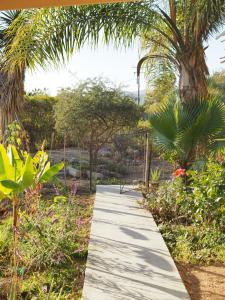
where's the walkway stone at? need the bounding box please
[82,185,190,300]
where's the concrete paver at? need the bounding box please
[82,185,190,300]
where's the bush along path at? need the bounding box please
[143,157,225,299]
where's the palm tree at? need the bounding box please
[0,2,153,136]
[3,2,154,71]
[5,1,224,102]
[149,95,225,169]
[137,0,225,102]
[0,10,24,138]
[1,0,224,134]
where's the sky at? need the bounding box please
[25,32,225,96]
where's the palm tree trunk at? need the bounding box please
[179,46,209,102]
[0,65,25,139]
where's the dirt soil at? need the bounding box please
[177,263,225,300]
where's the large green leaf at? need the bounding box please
[20,154,34,189]
[0,183,13,195]
[40,162,64,183]
[1,180,19,190]
[0,144,14,181]
[7,145,23,180]
[149,95,225,164]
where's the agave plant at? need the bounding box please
[151,168,161,183]
[149,95,225,169]
[0,144,63,299]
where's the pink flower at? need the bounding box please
[174,168,186,177]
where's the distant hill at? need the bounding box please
[124,90,146,105]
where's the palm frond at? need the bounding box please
[137,53,179,78]
[149,95,225,165]
[193,0,225,41]
[0,10,20,50]
[158,8,185,51]
[4,1,156,72]
[149,96,178,152]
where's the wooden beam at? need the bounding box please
[0,0,130,10]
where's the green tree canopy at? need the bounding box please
[54,78,142,157]
[208,71,225,99]
[20,93,57,150]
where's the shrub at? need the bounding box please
[146,178,189,224]
[187,159,225,228]
[160,224,225,264]
[21,95,62,150]
[145,157,225,264]
[103,161,128,175]
[147,158,225,228]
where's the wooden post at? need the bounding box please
[144,133,151,190]
[63,135,67,186]
[143,133,147,182]
[89,130,94,194]
[89,143,93,194]
[49,132,55,159]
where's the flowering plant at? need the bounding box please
[174,168,186,177]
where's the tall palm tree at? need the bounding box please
[6,1,225,97]
[137,0,225,102]
[0,10,24,138]
[149,95,225,169]
[1,0,224,133]
[1,2,153,136]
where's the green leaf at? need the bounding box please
[7,145,23,180]
[1,180,19,190]
[0,182,14,196]
[0,144,14,181]
[54,196,67,203]
[40,162,64,183]
[20,154,34,189]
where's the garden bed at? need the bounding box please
[0,182,94,299]
[143,158,225,300]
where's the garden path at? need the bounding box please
[82,185,190,300]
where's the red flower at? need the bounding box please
[174,168,186,177]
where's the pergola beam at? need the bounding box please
[0,0,131,10]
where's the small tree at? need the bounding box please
[20,94,59,150]
[55,78,142,191]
